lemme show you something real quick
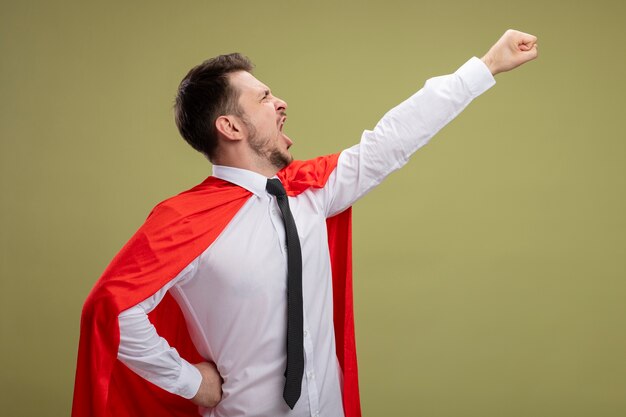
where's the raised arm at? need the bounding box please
[322,29,538,216]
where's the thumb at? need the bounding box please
[517,43,539,64]
[516,32,538,51]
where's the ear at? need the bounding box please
[215,115,245,142]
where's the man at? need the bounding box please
[72,30,538,417]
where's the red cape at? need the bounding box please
[72,154,361,417]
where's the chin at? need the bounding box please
[270,150,293,170]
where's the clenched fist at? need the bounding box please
[481,29,538,75]
[191,361,223,408]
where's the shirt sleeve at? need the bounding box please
[322,57,496,217]
[117,260,203,399]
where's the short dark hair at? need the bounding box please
[174,53,254,160]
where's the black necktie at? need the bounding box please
[266,178,304,409]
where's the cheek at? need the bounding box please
[248,106,277,134]
[261,117,278,134]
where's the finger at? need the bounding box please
[507,30,537,49]
[520,44,539,62]
[514,30,537,43]
[520,35,538,49]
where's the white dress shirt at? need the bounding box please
[117,57,495,417]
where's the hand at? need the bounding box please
[190,361,223,408]
[481,29,538,75]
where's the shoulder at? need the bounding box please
[278,153,341,196]
[148,176,251,220]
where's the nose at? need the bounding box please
[274,96,287,112]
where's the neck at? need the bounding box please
[212,153,281,178]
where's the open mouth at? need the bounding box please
[277,115,292,147]
[278,115,287,132]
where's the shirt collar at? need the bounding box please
[212,165,275,197]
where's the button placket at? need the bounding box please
[302,309,320,417]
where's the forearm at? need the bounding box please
[325,57,495,215]
[362,57,494,171]
[118,304,202,398]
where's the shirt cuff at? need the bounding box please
[175,360,203,399]
[455,56,496,97]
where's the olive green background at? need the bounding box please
[1,0,625,416]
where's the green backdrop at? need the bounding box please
[1,0,625,416]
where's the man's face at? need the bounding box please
[229,71,293,170]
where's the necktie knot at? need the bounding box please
[266,178,287,197]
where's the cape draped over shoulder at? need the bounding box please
[72,153,361,417]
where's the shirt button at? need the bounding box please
[308,371,315,379]
[303,329,308,337]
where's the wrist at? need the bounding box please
[480,54,498,76]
